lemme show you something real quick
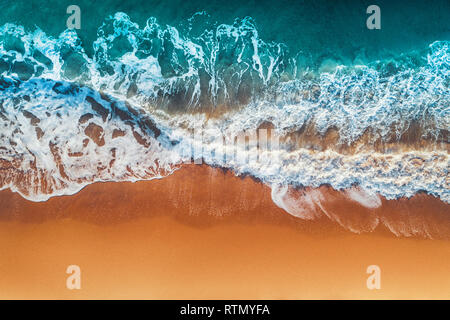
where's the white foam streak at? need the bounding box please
[344,187,382,209]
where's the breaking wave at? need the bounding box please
[0,12,448,232]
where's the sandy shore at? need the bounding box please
[0,165,449,299]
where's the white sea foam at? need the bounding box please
[0,13,448,210]
[0,79,184,201]
[343,187,382,209]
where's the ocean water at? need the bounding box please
[0,0,448,217]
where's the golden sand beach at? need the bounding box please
[0,165,449,299]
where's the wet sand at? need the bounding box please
[0,165,449,299]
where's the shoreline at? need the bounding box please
[1,164,448,238]
[0,164,449,299]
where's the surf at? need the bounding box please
[0,11,448,225]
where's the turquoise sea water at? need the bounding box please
[1,0,449,63]
[1,0,449,109]
[0,1,448,216]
